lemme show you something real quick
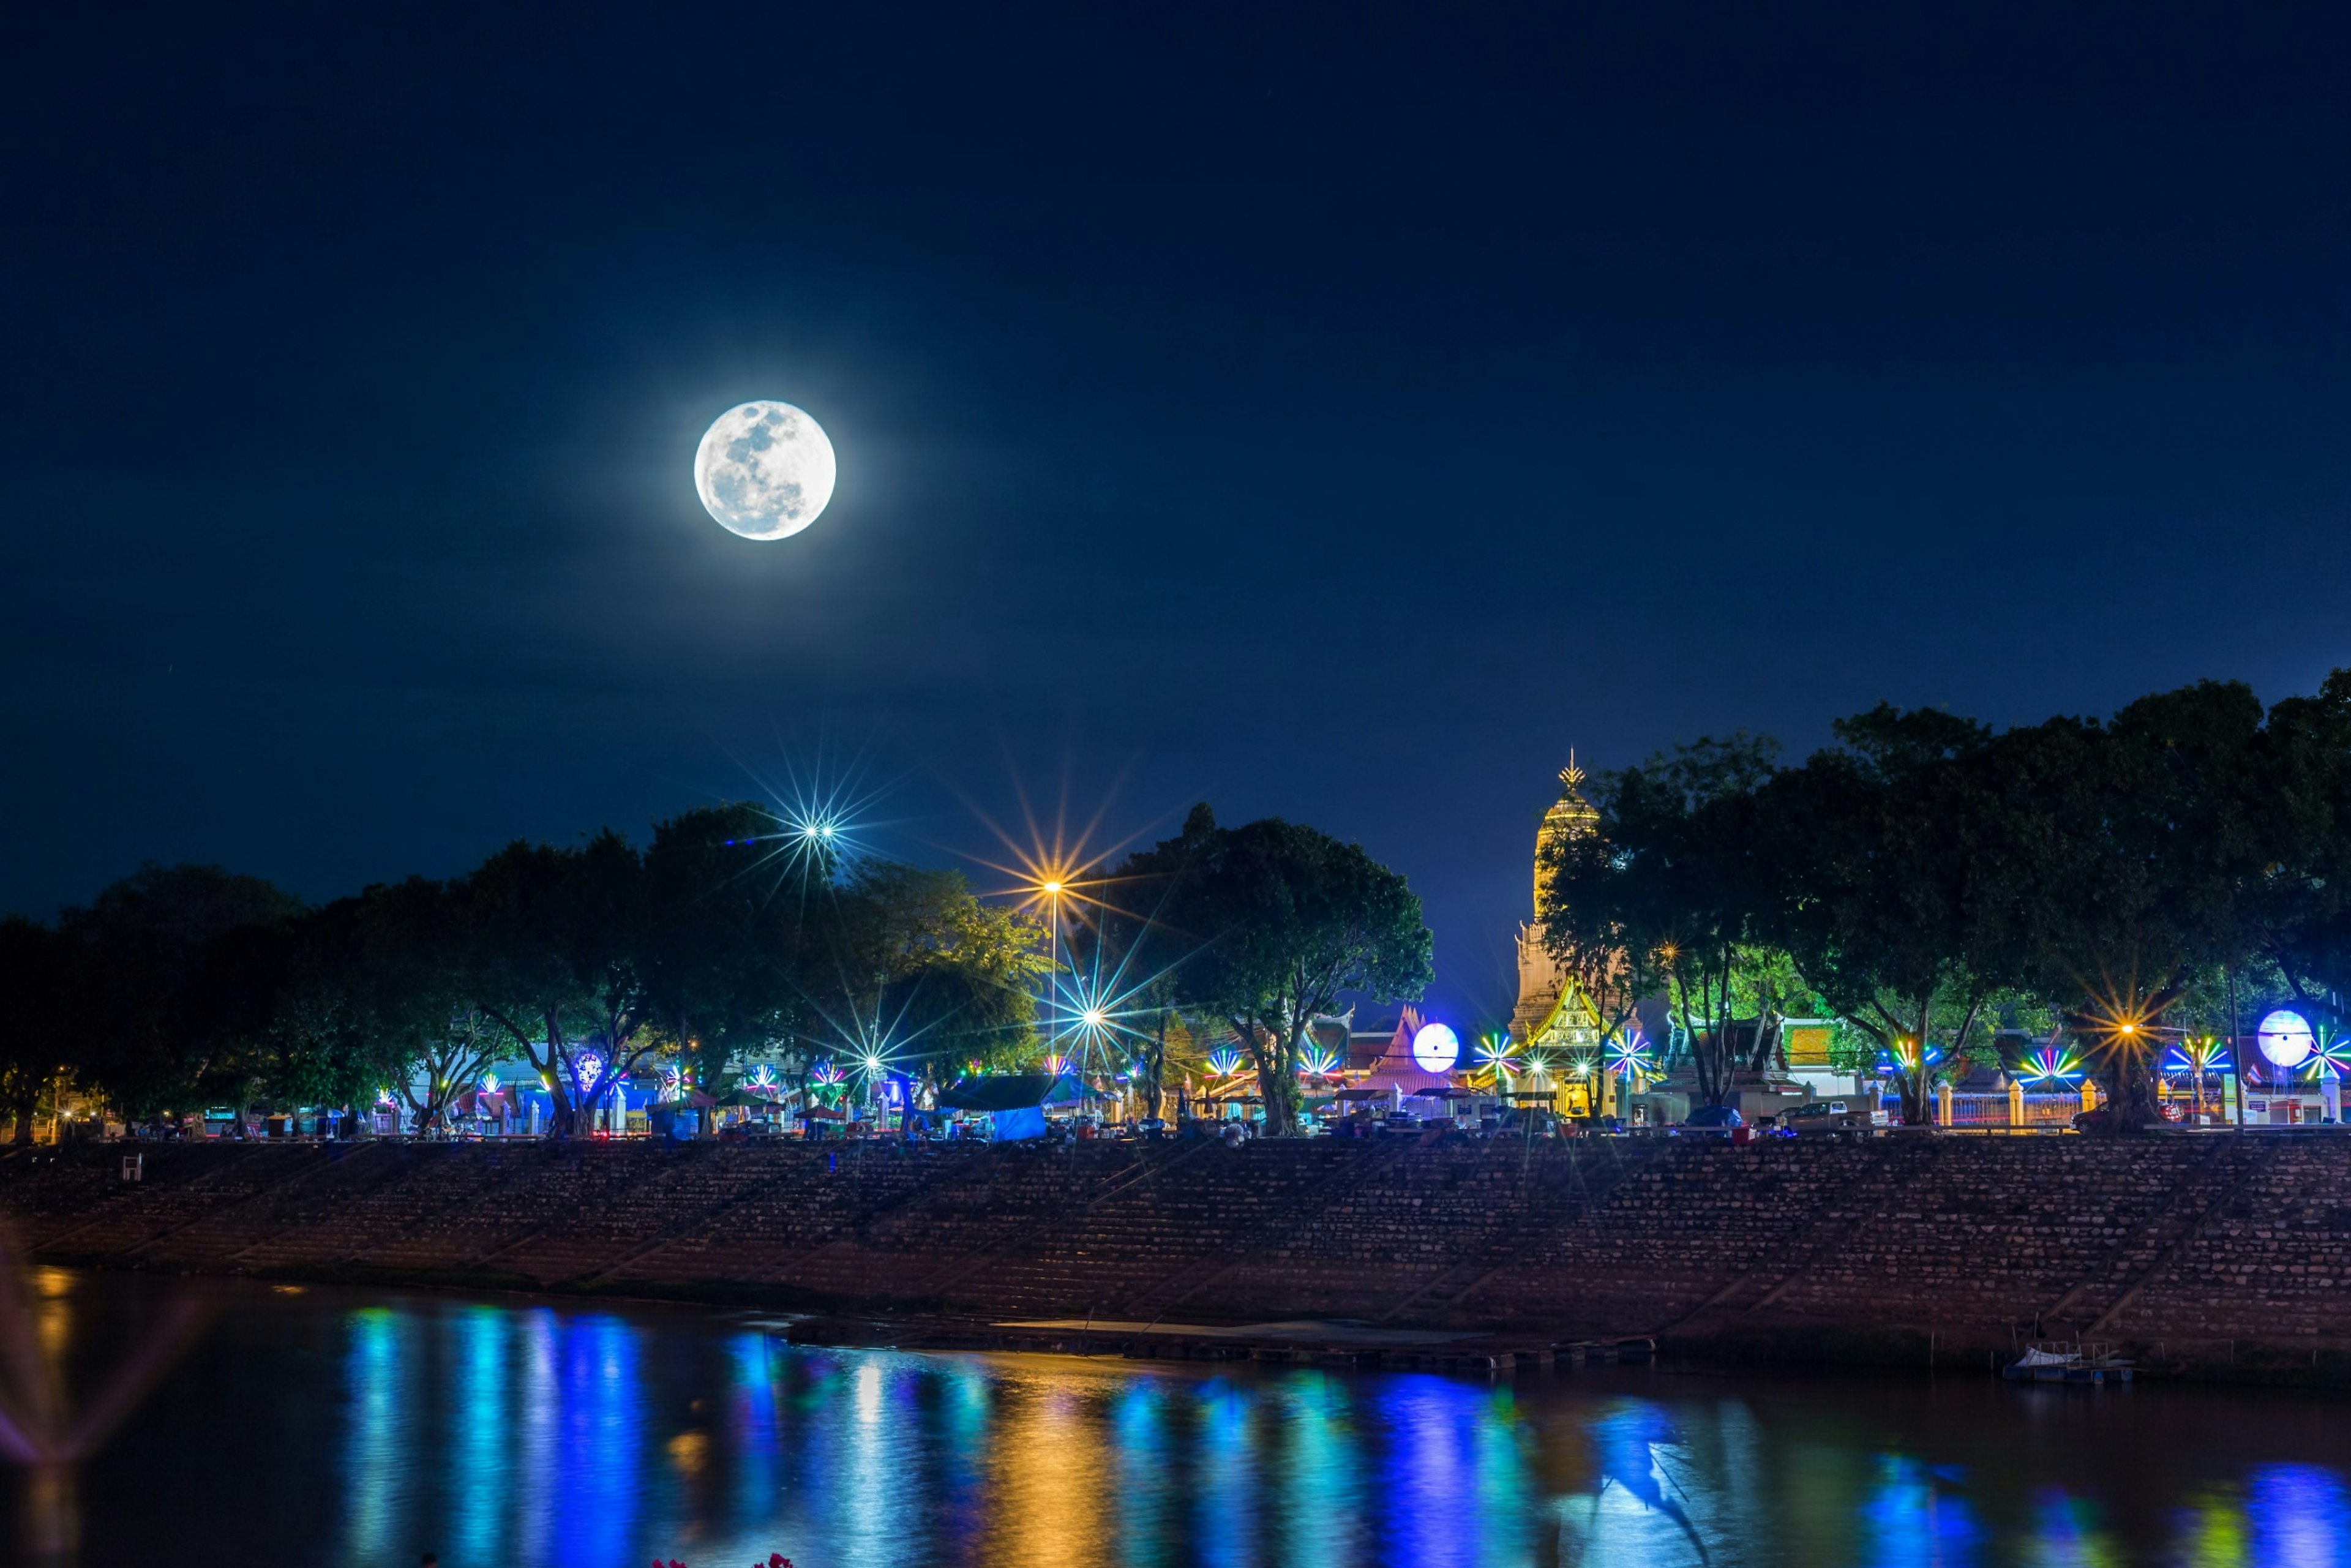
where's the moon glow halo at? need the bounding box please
[694,400,837,540]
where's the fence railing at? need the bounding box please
[1940,1092,2082,1128]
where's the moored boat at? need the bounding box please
[2004,1341,2134,1384]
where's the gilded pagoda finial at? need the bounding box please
[1534,748,1599,921]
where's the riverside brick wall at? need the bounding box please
[6,1132,2347,1376]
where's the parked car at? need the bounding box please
[1678,1105,1743,1137]
[1777,1100,1885,1139]
[2072,1106,2115,1134]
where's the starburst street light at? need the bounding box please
[2076,986,2173,1063]
[719,737,900,879]
[954,775,1177,1057]
[1052,966,1190,1126]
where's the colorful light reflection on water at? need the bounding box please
[20,1274,2351,1566]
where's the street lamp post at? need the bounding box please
[1039,879,1063,1066]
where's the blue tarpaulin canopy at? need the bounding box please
[934,1074,1082,1112]
[934,1074,1083,1142]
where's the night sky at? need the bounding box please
[7,5,2349,1023]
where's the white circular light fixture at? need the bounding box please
[1411,1022,1461,1074]
[2257,1009,2315,1068]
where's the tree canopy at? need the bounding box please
[1136,804,1432,1136]
[2,805,1059,1138]
[1541,672,2351,1130]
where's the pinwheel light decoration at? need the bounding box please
[2161,1038,2228,1079]
[2162,1037,2230,1114]
[1473,1033,1520,1084]
[1297,1045,1344,1079]
[1607,1036,1653,1081]
[1878,1037,1945,1078]
[1206,1048,1244,1078]
[2306,1025,2350,1081]
[2017,1045,2083,1086]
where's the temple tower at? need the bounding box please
[1510,757,1600,1048]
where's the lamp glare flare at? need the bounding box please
[722,752,893,882]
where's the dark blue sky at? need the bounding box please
[6,4,2349,1022]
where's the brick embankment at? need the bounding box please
[4,1133,2347,1382]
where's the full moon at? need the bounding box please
[693,400,837,540]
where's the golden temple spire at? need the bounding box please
[1533,749,1597,921]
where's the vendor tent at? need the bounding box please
[934,1073,1082,1141]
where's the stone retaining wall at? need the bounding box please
[6,1132,2347,1379]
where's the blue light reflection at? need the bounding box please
[296,1294,2351,1568]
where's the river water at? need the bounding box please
[9,1267,2348,1567]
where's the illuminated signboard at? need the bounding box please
[2257,1010,2315,1069]
[1411,1022,1461,1074]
